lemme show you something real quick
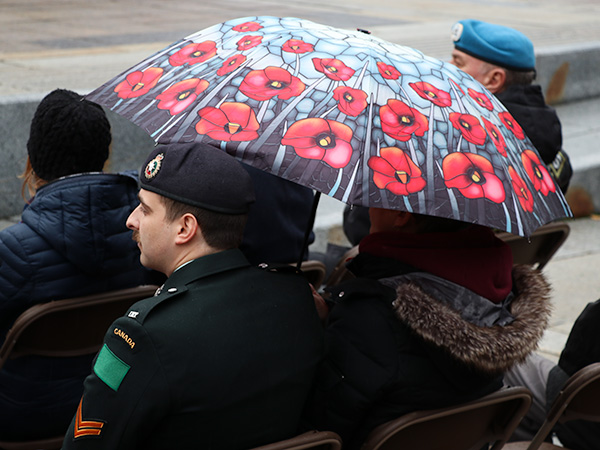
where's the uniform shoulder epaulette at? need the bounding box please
[257,262,301,275]
[125,285,187,324]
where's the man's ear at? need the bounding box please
[174,213,199,245]
[481,67,506,94]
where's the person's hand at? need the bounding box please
[310,284,329,323]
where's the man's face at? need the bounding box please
[449,49,491,84]
[126,189,176,275]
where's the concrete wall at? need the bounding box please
[536,42,600,105]
[0,97,154,218]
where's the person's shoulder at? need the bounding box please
[122,285,182,326]
[249,262,314,289]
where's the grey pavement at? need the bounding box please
[2,0,600,361]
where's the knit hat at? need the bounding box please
[451,19,536,72]
[27,89,112,181]
[140,142,255,214]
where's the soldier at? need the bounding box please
[62,142,324,450]
[449,19,572,193]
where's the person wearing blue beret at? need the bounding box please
[450,19,571,194]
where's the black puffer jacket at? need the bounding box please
[0,172,160,342]
[307,253,552,449]
[0,171,162,440]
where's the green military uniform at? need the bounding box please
[62,249,324,450]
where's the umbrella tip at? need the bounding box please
[357,28,371,34]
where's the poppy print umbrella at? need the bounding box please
[86,16,571,237]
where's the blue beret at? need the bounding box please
[451,19,535,71]
[140,142,255,214]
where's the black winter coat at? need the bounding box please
[307,254,552,449]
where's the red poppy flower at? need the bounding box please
[332,86,368,117]
[376,61,401,80]
[468,88,494,111]
[281,118,353,169]
[237,35,263,51]
[368,147,426,196]
[217,54,246,76]
[156,78,209,115]
[379,99,429,142]
[195,102,259,142]
[114,67,163,99]
[312,58,355,81]
[521,149,556,196]
[169,41,217,67]
[443,152,506,203]
[239,67,305,101]
[508,166,534,213]
[499,111,526,140]
[449,113,487,146]
[410,82,452,107]
[232,21,263,32]
[482,117,507,157]
[282,39,314,54]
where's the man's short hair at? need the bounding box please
[503,68,537,87]
[160,195,248,250]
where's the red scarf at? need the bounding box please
[359,226,513,303]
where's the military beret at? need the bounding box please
[451,19,535,72]
[140,142,255,214]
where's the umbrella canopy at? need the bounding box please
[86,16,571,237]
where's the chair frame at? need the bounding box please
[496,221,570,270]
[360,386,532,450]
[252,430,343,450]
[505,362,600,450]
[0,285,158,450]
[0,284,158,368]
[298,260,328,290]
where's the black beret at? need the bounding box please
[139,142,255,214]
[27,89,111,181]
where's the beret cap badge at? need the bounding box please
[144,153,164,180]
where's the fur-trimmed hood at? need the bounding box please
[389,264,552,374]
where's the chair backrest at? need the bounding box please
[360,387,532,450]
[0,436,64,450]
[323,245,358,289]
[514,362,600,450]
[0,285,158,370]
[299,260,328,290]
[495,221,570,270]
[251,430,343,450]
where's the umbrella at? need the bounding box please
[86,15,571,239]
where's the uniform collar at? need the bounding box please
[164,248,250,288]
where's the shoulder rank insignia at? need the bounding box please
[74,397,105,439]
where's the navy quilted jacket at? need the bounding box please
[0,171,160,344]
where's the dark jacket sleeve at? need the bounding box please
[307,280,399,446]
[558,299,600,376]
[62,316,169,450]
